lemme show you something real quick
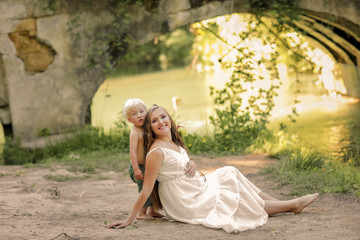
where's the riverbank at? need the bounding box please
[0,154,359,240]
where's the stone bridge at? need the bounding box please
[0,0,359,145]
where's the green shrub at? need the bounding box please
[3,138,44,165]
[341,141,360,167]
[279,147,325,171]
[183,133,217,154]
[38,128,51,137]
[265,146,360,196]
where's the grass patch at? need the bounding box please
[249,129,360,197]
[44,127,130,159]
[2,138,45,165]
[1,126,130,166]
[40,149,129,173]
[276,147,325,171]
[44,174,78,182]
[98,175,109,180]
[264,147,360,197]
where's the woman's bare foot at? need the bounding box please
[149,211,165,218]
[136,213,155,220]
[293,193,319,214]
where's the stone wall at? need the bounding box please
[0,0,113,141]
[0,55,10,125]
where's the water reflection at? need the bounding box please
[339,104,360,165]
[92,68,221,132]
[273,102,360,161]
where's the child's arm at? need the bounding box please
[185,160,197,178]
[129,129,143,181]
[106,149,163,229]
[177,125,186,137]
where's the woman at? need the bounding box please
[106,105,319,233]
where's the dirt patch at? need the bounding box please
[0,155,359,240]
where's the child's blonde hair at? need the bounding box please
[123,98,148,120]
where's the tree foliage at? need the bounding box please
[190,0,316,152]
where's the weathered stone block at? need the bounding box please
[167,1,231,31]
[159,0,190,15]
[0,107,11,125]
[0,34,16,54]
[8,18,56,74]
[0,19,21,34]
[37,15,68,51]
[0,56,8,108]
[0,0,27,19]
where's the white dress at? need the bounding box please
[147,147,268,233]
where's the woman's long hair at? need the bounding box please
[144,104,188,154]
[143,105,188,211]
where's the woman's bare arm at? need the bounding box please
[106,149,163,229]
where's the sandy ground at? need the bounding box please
[0,154,359,240]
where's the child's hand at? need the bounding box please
[185,160,196,178]
[134,169,144,181]
[177,125,187,137]
[177,125,184,130]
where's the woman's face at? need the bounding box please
[150,107,171,137]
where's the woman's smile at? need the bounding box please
[150,108,171,135]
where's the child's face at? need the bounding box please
[127,104,147,127]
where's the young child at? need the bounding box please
[123,98,164,220]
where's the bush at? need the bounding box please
[183,133,217,154]
[279,147,325,171]
[3,138,44,165]
[265,146,360,196]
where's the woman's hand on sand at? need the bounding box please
[106,219,132,229]
[185,160,196,178]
